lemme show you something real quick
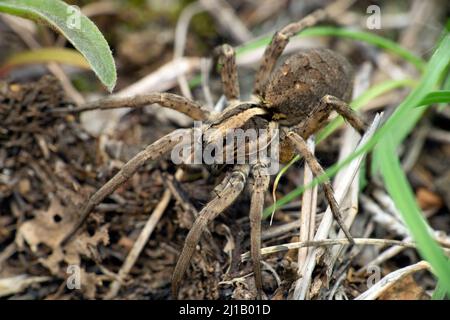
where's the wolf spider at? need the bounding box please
[61,3,367,299]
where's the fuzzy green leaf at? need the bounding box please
[0,0,116,91]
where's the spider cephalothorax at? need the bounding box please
[60,0,367,299]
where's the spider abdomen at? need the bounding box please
[263,48,353,126]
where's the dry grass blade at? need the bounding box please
[174,2,204,100]
[261,220,302,241]
[81,57,201,135]
[0,275,51,298]
[104,185,174,299]
[293,113,383,299]
[322,126,363,277]
[241,238,422,261]
[199,0,252,43]
[360,193,410,237]
[354,261,431,300]
[356,240,410,275]
[298,136,318,273]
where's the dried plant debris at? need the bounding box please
[0,76,231,299]
[378,274,430,300]
[0,76,96,216]
[16,196,109,274]
[1,0,449,301]
[0,76,109,296]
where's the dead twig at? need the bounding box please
[174,1,205,100]
[199,0,252,43]
[103,180,174,299]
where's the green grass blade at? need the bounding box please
[317,78,417,142]
[1,48,90,74]
[432,281,448,300]
[189,26,426,89]
[377,134,450,294]
[236,26,426,71]
[265,78,416,218]
[0,0,116,91]
[416,90,450,107]
[265,32,450,217]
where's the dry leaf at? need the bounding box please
[16,197,109,274]
[416,187,443,210]
[378,274,430,300]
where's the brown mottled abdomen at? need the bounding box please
[263,48,353,126]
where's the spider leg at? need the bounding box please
[253,0,355,96]
[249,163,270,299]
[321,95,367,134]
[62,128,192,246]
[320,95,374,190]
[285,130,355,245]
[214,44,240,102]
[172,164,250,297]
[212,170,235,196]
[52,93,210,120]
